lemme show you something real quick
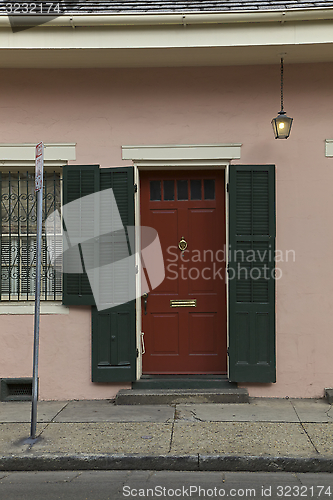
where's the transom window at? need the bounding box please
[0,170,62,301]
[150,179,215,202]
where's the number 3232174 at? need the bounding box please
[5,3,63,14]
[276,486,332,497]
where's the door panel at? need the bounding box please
[151,313,179,354]
[150,210,178,294]
[188,313,217,354]
[188,208,216,294]
[140,170,226,374]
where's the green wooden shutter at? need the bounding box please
[229,165,276,383]
[92,166,136,382]
[62,165,99,305]
[92,304,136,382]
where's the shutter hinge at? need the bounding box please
[227,263,230,274]
[135,265,139,274]
[134,184,138,193]
[227,347,230,356]
[136,348,139,358]
[226,183,229,193]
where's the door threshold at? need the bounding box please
[140,374,228,379]
[133,374,234,390]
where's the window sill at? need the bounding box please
[0,302,69,315]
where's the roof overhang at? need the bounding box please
[1,9,333,67]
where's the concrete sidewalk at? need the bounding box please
[0,398,332,472]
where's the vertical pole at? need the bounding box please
[31,143,43,440]
[30,187,42,439]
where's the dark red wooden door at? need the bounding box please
[140,170,227,374]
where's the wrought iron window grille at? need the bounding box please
[0,171,62,301]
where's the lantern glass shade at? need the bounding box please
[271,112,293,139]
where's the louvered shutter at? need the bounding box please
[229,165,276,383]
[92,167,136,382]
[62,165,99,305]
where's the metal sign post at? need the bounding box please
[30,142,44,440]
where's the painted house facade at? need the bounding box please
[1,0,333,401]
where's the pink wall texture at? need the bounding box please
[0,308,129,400]
[1,63,333,399]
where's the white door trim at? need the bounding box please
[125,144,241,379]
[122,143,241,166]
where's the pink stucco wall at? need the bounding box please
[0,308,130,400]
[1,63,333,399]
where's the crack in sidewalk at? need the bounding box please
[168,405,177,453]
[325,405,333,421]
[190,410,205,422]
[21,402,71,450]
[36,401,69,439]
[289,400,320,455]
[50,402,70,423]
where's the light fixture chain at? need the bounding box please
[272,56,293,139]
[280,57,284,112]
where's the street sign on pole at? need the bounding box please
[35,142,43,192]
[30,142,44,441]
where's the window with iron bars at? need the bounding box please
[0,170,62,301]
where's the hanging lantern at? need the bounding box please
[271,58,293,139]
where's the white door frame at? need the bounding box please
[122,144,241,379]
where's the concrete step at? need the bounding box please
[115,388,249,405]
[325,388,333,404]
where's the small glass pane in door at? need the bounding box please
[150,181,161,201]
[163,180,174,201]
[177,180,188,200]
[190,180,202,200]
[204,179,215,200]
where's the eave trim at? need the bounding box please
[1,8,333,28]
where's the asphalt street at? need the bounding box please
[0,471,332,500]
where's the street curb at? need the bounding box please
[0,454,333,472]
[199,455,333,472]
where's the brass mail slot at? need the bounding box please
[170,299,197,308]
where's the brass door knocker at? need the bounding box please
[178,236,188,252]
